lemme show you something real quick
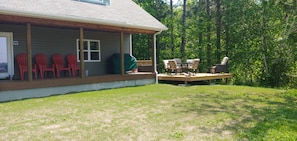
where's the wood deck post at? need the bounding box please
[120,32,125,75]
[225,78,229,84]
[79,27,85,78]
[26,23,33,81]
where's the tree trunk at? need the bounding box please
[147,35,151,59]
[206,0,211,67]
[225,0,230,56]
[181,0,187,58]
[215,0,221,62]
[170,0,174,58]
[198,31,203,62]
[261,3,268,74]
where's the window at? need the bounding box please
[77,0,110,6]
[77,39,101,62]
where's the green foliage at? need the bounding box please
[132,0,297,88]
[239,89,297,140]
[132,34,152,60]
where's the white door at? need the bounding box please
[0,32,14,79]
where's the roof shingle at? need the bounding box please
[0,0,168,31]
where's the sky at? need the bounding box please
[165,0,181,5]
[172,0,179,4]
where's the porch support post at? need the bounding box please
[151,34,155,73]
[79,27,85,78]
[120,32,125,75]
[26,23,33,81]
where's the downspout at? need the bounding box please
[154,30,162,84]
[129,34,132,55]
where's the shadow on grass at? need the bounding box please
[159,79,227,86]
[173,89,297,140]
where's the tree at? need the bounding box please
[132,0,170,60]
[170,0,175,58]
[215,0,222,62]
[181,0,187,58]
[133,0,297,88]
[206,0,211,67]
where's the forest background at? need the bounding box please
[132,0,297,88]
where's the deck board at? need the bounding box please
[158,73,232,84]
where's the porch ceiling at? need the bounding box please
[0,14,156,34]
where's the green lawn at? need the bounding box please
[1,84,297,140]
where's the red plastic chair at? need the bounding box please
[67,54,80,77]
[52,54,71,78]
[35,53,55,79]
[16,53,37,80]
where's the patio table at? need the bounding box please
[181,63,189,72]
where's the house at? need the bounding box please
[0,0,167,102]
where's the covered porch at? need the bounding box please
[0,13,158,78]
[0,12,161,101]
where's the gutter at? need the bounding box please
[153,30,163,84]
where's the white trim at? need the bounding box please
[0,32,14,79]
[76,39,101,62]
[129,34,132,55]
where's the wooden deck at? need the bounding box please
[158,73,232,84]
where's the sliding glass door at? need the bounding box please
[0,32,14,79]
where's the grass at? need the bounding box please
[1,84,297,140]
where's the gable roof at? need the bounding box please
[0,0,168,32]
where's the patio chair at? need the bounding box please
[52,54,71,78]
[173,58,182,68]
[16,53,37,80]
[163,60,170,74]
[168,60,182,74]
[35,53,55,79]
[67,54,80,77]
[187,59,200,73]
[210,56,229,73]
